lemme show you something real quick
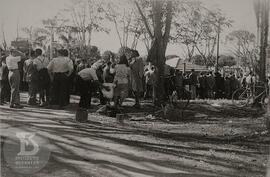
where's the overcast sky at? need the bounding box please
[0,0,257,56]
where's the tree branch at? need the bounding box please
[163,0,173,46]
[134,0,154,39]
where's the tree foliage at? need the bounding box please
[226,30,258,71]
[60,0,109,47]
[218,55,236,67]
[172,1,232,65]
[104,0,148,50]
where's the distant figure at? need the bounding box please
[144,65,156,101]
[214,72,224,99]
[189,69,198,99]
[198,72,206,99]
[230,74,240,95]
[164,64,175,101]
[206,72,215,99]
[224,76,231,99]
[174,70,184,100]
[245,71,255,88]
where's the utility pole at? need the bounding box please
[28,26,32,58]
[45,24,66,60]
[1,24,7,51]
[16,21,19,41]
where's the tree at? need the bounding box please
[22,26,51,50]
[61,0,109,47]
[78,45,101,63]
[259,0,269,82]
[135,0,173,104]
[105,0,146,49]
[226,30,258,71]
[253,0,269,125]
[253,0,269,82]
[190,54,215,66]
[190,54,206,66]
[218,55,236,67]
[172,2,232,65]
[171,1,203,60]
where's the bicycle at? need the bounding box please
[232,81,269,108]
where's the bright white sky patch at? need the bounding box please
[0,0,257,57]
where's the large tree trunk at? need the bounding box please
[259,0,269,82]
[146,0,172,105]
[148,39,166,105]
[135,0,172,105]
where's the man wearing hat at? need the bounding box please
[6,47,25,108]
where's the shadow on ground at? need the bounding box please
[0,99,269,177]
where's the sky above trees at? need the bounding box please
[0,0,256,57]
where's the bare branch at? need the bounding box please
[134,0,154,39]
[163,0,173,45]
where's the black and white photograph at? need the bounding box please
[0,0,270,176]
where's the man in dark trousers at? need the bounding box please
[0,56,11,105]
[6,48,25,108]
[24,50,39,105]
[206,71,216,99]
[34,49,50,106]
[214,72,225,99]
[47,49,73,109]
[77,60,107,109]
[189,69,198,100]
[198,72,206,99]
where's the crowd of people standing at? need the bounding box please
[0,47,148,110]
[0,47,269,110]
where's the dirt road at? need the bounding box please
[0,94,269,177]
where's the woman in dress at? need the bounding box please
[113,55,130,108]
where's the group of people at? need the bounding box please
[172,70,266,100]
[0,47,147,110]
[0,48,74,109]
[1,47,269,110]
[76,51,145,109]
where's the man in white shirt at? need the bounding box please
[47,49,73,109]
[77,67,99,109]
[34,49,50,106]
[6,48,25,108]
[77,62,108,109]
